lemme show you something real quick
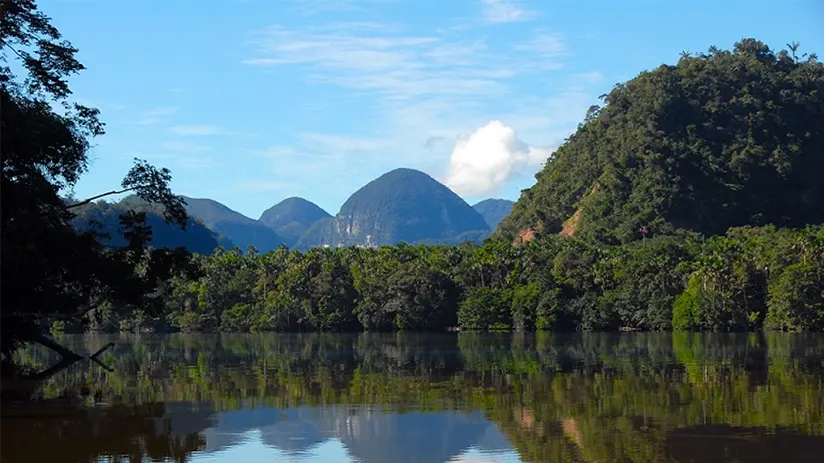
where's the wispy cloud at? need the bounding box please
[299,133,387,153]
[482,0,538,24]
[239,179,295,193]
[575,71,604,84]
[132,107,177,126]
[291,0,400,16]
[243,24,570,104]
[159,140,213,153]
[170,125,222,136]
[242,24,518,102]
[514,32,568,69]
[242,19,599,199]
[128,151,218,171]
[257,145,302,158]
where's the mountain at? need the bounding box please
[473,199,514,229]
[182,196,283,252]
[71,196,231,254]
[258,197,331,247]
[296,168,489,249]
[497,39,824,245]
[194,406,508,463]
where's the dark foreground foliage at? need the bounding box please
[1,0,194,359]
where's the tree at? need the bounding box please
[1,0,193,363]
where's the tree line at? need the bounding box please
[54,224,823,335]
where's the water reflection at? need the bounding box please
[2,333,823,462]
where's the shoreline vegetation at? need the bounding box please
[47,224,824,336]
[2,0,823,373]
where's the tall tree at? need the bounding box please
[1,0,192,361]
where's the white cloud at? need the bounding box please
[132,107,177,125]
[170,125,222,136]
[482,0,538,24]
[444,120,551,196]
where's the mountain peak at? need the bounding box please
[472,199,514,229]
[259,197,331,247]
[182,196,283,252]
[297,168,489,249]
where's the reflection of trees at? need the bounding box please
[7,333,824,462]
[0,402,208,463]
[665,425,824,463]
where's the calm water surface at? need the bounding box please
[2,333,824,463]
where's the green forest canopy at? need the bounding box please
[497,39,823,245]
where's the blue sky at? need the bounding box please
[43,0,824,219]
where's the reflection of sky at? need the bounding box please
[188,430,522,463]
[184,407,523,463]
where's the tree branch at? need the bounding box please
[89,342,115,372]
[30,332,83,362]
[59,298,103,321]
[89,342,114,361]
[68,188,135,209]
[0,40,27,62]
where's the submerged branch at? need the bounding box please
[30,333,83,362]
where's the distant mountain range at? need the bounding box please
[190,405,514,463]
[472,199,514,229]
[71,195,231,254]
[71,168,516,253]
[182,196,284,252]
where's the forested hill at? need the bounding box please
[72,196,231,254]
[497,39,824,246]
[182,196,283,252]
[258,197,331,248]
[473,199,514,229]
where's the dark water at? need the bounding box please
[2,333,824,463]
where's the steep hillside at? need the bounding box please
[498,39,824,245]
[183,196,283,252]
[259,197,331,247]
[72,196,231,254]
[296,168,489,249]
[473,199,514,229]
